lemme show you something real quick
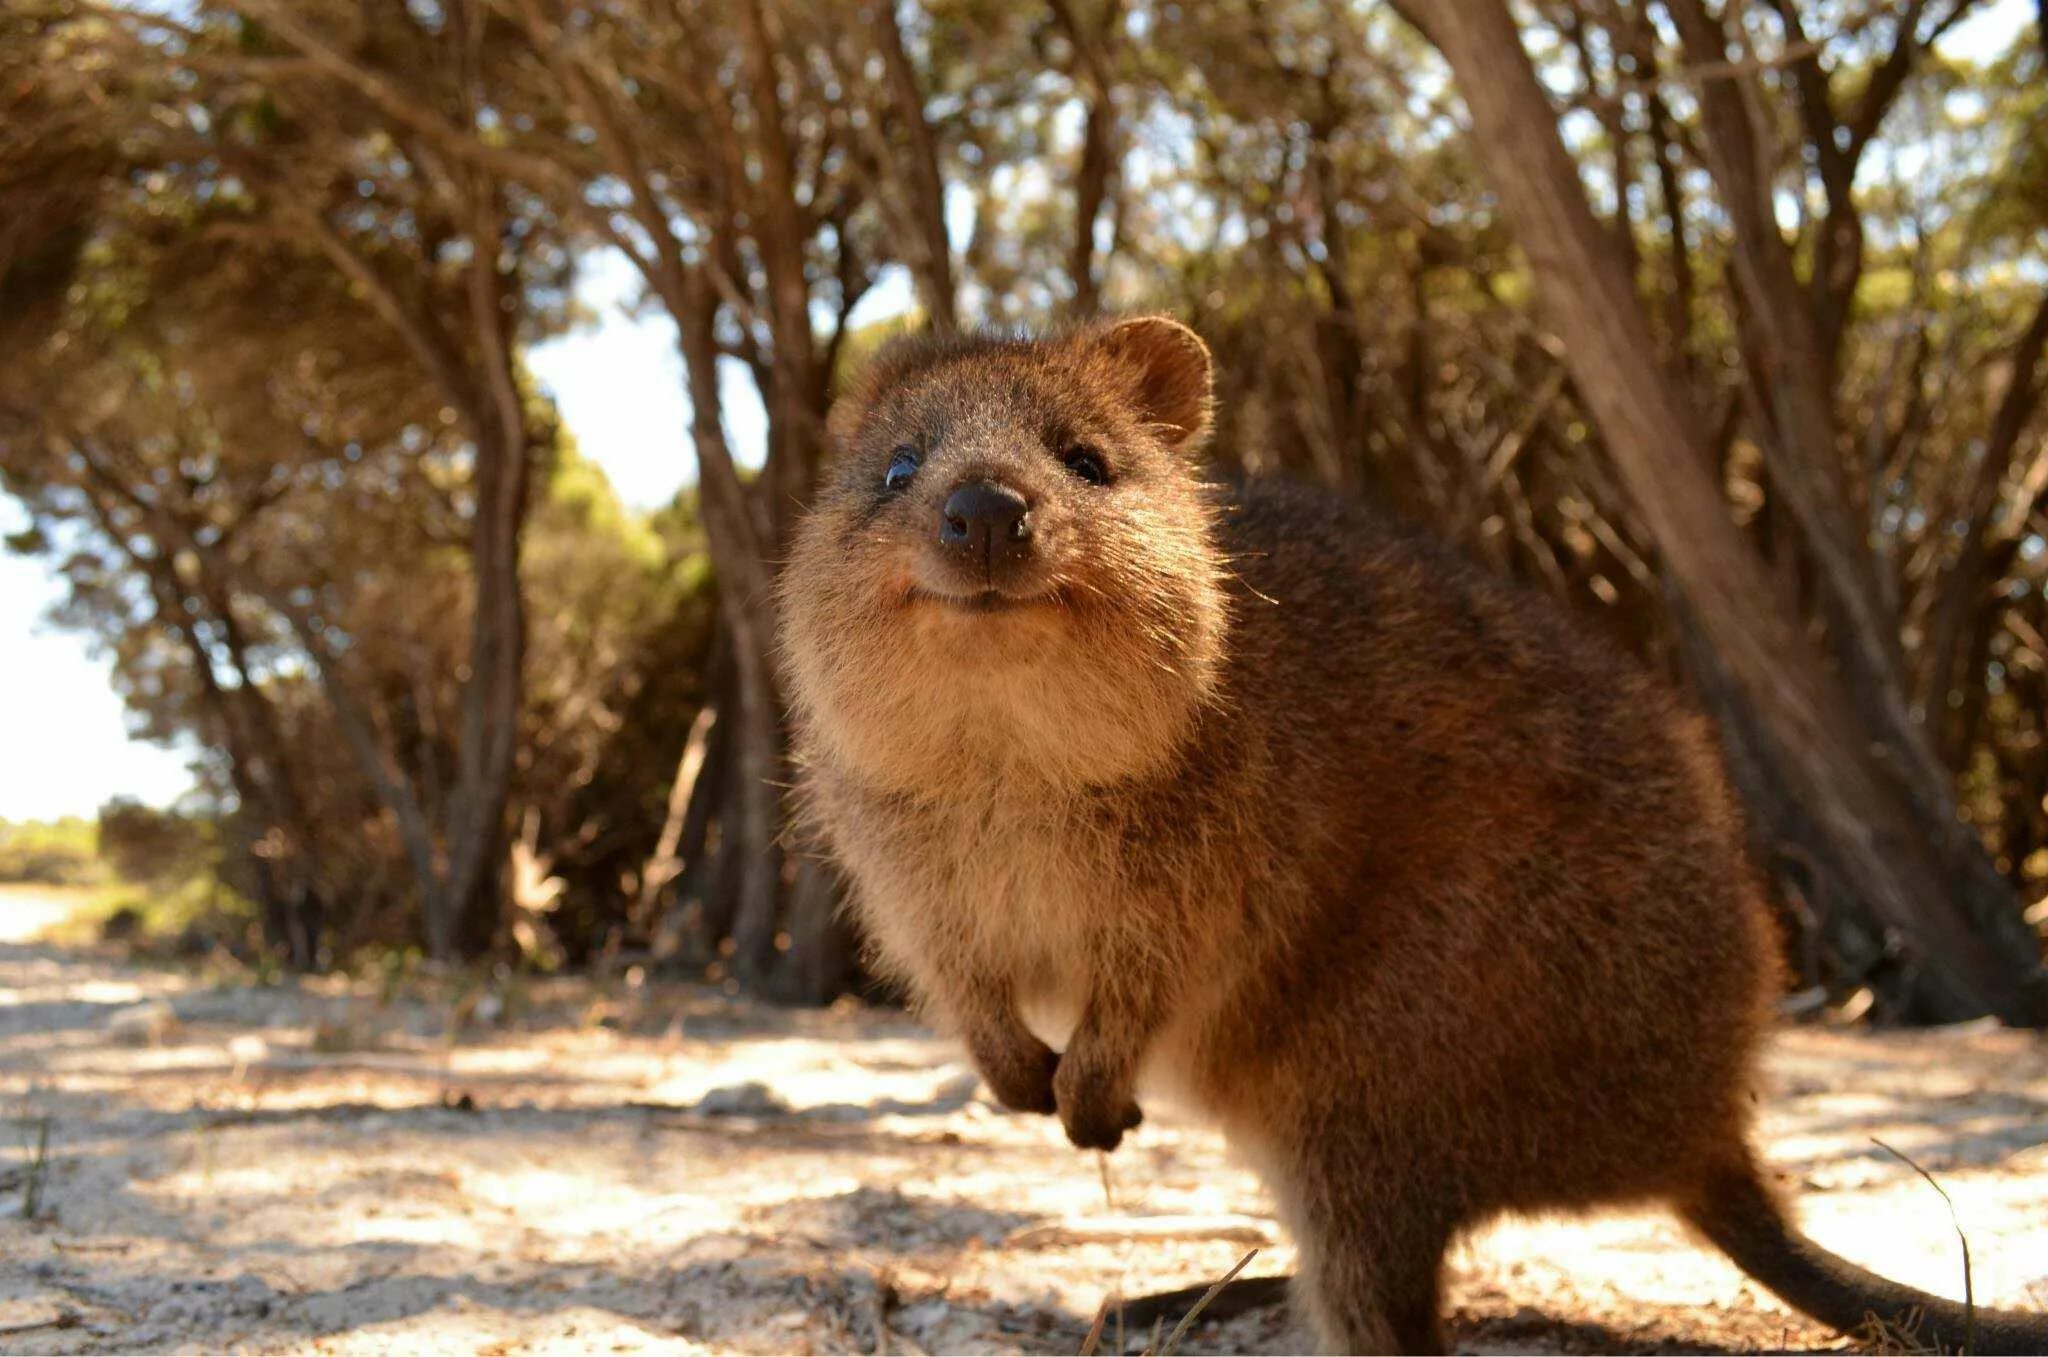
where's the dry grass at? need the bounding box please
[1868,1137,1975,1355]
[15,1110,52,1222]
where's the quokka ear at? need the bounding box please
[826,330,960,450]
[1093,315,1214,451]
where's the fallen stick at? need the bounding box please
[0,1310,80,1336]
[1115,1274,1293,1330]
[1157,1248,1261,1355]
[1003,1213,1278,1249]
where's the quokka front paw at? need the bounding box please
[970,1027,1060,1115]
[1054,1060,1144,1151]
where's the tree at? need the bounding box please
[6,0,2044,1013]
[3,0,578,962]
[1407,0,2047,1023]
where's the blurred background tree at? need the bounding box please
[2,0,2044,1021]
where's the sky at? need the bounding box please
[0,511,198,821]
[0,0,2034,823]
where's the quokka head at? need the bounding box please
[780,317,1230,794]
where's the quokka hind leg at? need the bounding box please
[1279,1152,1463,1355]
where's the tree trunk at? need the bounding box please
[438,185,535,961]
[723,657,787,986]
[1050,0,1122,317]
[164,596,308,968]
[637,702,718,926]
[670,270,789,989]
[1069,92,1114,316]
[1661,0,1907,678]
[1412,0,2048,1025]
[1917,289,2048,726]
[781,853,860,1004]
[872,0,956,329]
[441,412,530,960]
[736,0,826,546]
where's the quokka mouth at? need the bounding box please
[905,584,1065,613]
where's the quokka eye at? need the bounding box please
[883,446,920,493]
[1061,446,1110,486]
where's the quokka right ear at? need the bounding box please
[826,329,966,450]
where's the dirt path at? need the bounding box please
[0,889,88,945]
[2,916,2045,1355]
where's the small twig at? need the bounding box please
[1152,1248,1259,1356]
[1855,1305,1932,1354]
[866,1267,893,1356]
[1006,1214,1277,1249]
[1080,1295,1112,1356]
[41,1279,137,1322]
[1872,1137,1976,1355]
[1096,1150,1118,1212]
[19,1113,51,1222]
[0,1311,80,1336]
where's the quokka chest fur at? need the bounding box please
[809,756,1267,1069]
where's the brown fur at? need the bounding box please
[779,317,2048,1354]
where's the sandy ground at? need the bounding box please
[2,890,2046,1355]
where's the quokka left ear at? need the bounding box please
[1094,315,1214,450]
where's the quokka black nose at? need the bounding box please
[939,481,1031,564]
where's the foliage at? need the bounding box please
[94,798,212,885]
[1,0,2044,1015]
[0,817,108,887]
[0,805,258,959]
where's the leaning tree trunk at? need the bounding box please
[668,263,794,991]
[166,598,306,967]
[1655,0,2037,972]
[439,413,530,960]
[1917,289,2048,739]
[1414,0,2048,1025]
[437,193,537,961]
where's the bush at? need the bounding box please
[0,817,108,886]
[97,799,212,886]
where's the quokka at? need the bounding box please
[779,315,2048,1354]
